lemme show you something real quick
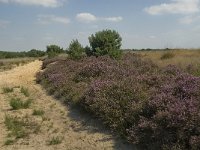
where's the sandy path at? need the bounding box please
[0,60,134,150]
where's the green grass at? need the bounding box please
[9,98,32,110]
[4,115,40,139]
[2,87,14,93]
[47,136,63,145]
[4,139,15,145]
[32,109,45,116]
[20,86,30,97]
[4,115,27,138]
[160,52,175,60]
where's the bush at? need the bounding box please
[37,53,200,149]
[68,39,85,60]
[46,45,64,58]
[88,29,122,59]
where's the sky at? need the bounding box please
[1,0,200,51]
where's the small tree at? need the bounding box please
[88,29,122,59]
[68,39,85,60]
[46,45,64,58]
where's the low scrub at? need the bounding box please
[37,53,200,149]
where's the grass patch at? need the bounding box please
[4,115,40,139]
[2,87,14,93]
[4,139,15,145]
[32,109,45,116]
[4,115,28,138]
[10,98,32,110]
[160,51,175,60]
[20,86,30,97]
[47,136,63,145]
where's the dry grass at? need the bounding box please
[0,57,36,72]
[136,49,200,68]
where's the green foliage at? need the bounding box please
[4,139,15,145]
[47,136,63,145]
[88,29,122,59]
[20,86,30,97]
[26,49,46,57]
[46,45,64,58]
[2,87,14,93]
[4,115,40,139]
[0,50,45,59]
[160,52,175,60]
[68,39,85,60]
[10,98,32,110]
[4,115,27,138]
[32,109,45,116]
[84,46,93,56]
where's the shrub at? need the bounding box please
[46,45,64,58]
[88,29,122,59]
[68,39,85,60]
[37,53,200,149]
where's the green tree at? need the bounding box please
[88,29,122,59]
[68,39,85,60]
[46,45,64,58]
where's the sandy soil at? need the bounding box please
[0,60,135,150]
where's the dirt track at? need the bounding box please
[0,60,134,150]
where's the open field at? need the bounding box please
[0,58,37,72]
[137,49,200,68]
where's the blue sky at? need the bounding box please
[1,0,200,51]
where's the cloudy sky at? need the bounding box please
[1,0,200,51]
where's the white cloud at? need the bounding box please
[103,16,123,22]
[76,13,97,23]
[0,20,10,28]
[145,0,200,15]
[37,15,70,25]
[0,0,64,7]
[76,12,123,23]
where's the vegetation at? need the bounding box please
[68,39,85,60]
[0,49,45,59]
[0,57,36,72]
[46,45,64,58]
[32,109,45,116]
[88,29,122,59]
[4,115,40,139]
[47,136,63,145]
[37,52,200,149]
[20,86,30,97]
[160,51,175,60]
[2,87,14,93]
[10,98,32,110]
